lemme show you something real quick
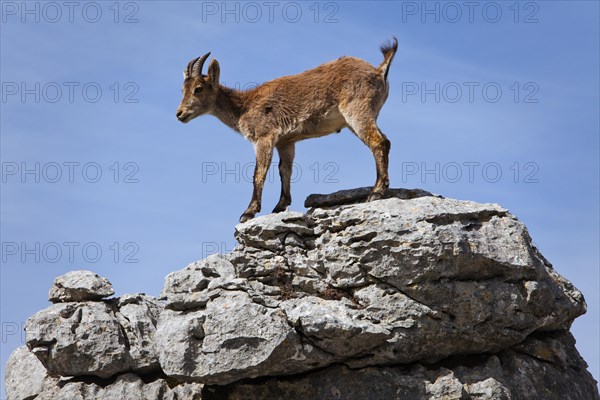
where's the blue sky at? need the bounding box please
[1,0,598,396]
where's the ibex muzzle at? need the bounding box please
[177,37,398,223]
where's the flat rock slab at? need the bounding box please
[49,270,115,302]
[304,187,438,208]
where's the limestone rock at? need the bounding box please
[227,197,586,371]
[211,332,598,400]
[5,346,47,400]
[26,301,129,378]
[156,290,331,385]
[116,293,163,373]
[25,293,163,378]
[48,270,114,302]
[6,189,598,400]
[160,254,235,310]
[35,373,203,400]
[280,296,393,357]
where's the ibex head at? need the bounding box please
[176,52,220,123]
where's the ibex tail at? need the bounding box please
[378,36,398,81]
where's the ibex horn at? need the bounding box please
[186,57,200,77]
[192,52,211,77]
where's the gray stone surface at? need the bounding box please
[154,195,589,386]
[215,332,598,400]
[160,254,236,310]
[34,373,203,400]
[156,290,332,385]
[5,346,47,400]
[48,270,115,302]
[6,189,599,400]
[26,301,129,378]
[116,293,163,373]
[25,293,163,378]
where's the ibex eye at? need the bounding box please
[194,87,203,94]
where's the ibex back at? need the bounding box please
[177,37,398,223]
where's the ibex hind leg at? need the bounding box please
[273,143,295,213]
[341,111,391,201]
[364,127,391,201]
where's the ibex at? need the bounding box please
[177,37,398,223]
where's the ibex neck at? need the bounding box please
[211,86,245,132]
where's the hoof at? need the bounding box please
[367,192,385,202]
[239,213,255,223]
[272,203,289,213]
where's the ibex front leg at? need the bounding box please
[240,138,274,223]
[273,142,295,213]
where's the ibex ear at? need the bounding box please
[208,59,220,84]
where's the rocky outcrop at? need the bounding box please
[48,269,115,303]
[26,289,163,379]
[215,331,595,400]
[5,346,203,400]
[5,189,599,400]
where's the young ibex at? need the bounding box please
[177,37,398,223]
